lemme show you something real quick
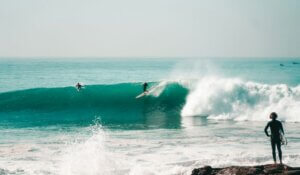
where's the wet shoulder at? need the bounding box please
[275,120,282,126]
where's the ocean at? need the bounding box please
[0,58,299,175]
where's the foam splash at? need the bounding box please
[59,124,125,175]
[148,81,168,97]
[2,121,300,175]
[57,123,193,175]
[181,76,300,122]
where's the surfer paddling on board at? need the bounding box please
[143,82,148,93]
[264,112,285,165]
[76,82,83,91]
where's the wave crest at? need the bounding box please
[181,76,300,122]
[1,78,299,125]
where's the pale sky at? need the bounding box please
[0,0,299,58]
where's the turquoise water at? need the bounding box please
[0,58,300,174]
[1,58,300,93]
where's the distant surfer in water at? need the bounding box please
[264,112,285,164]
[143,82,148,93]
[76,82,83,91]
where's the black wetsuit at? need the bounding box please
[264,119,284,163]
[143,83,148,92]
[76,83,82,90]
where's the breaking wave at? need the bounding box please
[181,76,300,122]
[0,77,299,127]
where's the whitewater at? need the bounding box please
[0,58,300,175]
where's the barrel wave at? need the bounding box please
[0,82,188,128]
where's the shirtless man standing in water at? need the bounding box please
[264,112,285,164]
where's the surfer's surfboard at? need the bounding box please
[136,91,149,99]
[135,85,159,99]
[280,132,288,145]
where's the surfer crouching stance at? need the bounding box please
[264,112,285,164]
[143,82,148,93]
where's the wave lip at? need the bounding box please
[181,76,300,122]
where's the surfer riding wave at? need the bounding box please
[76,82,83,91]
[143,82,148,93]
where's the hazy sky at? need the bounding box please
[0,0,299,58]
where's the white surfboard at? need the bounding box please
[135,91,149,99]
[280,132,288,145]
[135,85,159,99]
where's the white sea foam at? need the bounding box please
[56,124,300,175]
[2,123,300,175]
[59,124,125,175]
[149,81,169,97]
[181,76,300,122]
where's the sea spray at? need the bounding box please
[59,121,124,175]
[181,76,300,122]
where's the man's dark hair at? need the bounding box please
[270,112,278,119]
